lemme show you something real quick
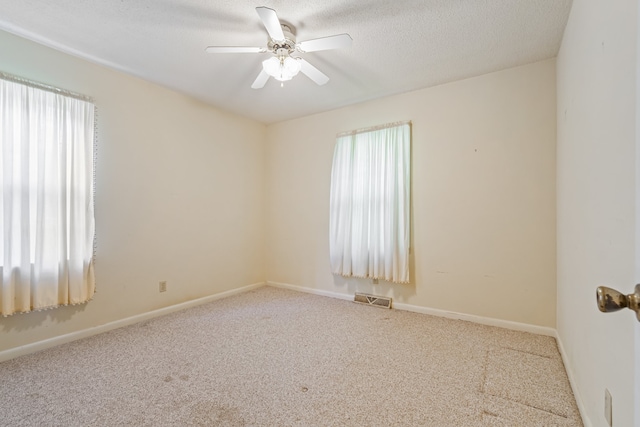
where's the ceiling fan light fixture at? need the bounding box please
[262,56,301,82]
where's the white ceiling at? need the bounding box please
[0,0,572,124]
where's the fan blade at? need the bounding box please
[251,69,270,89]
[256,7,285,41]
[299,59,329,85]
[297,34,352,52]
[205,46,266,54]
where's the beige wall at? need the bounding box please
[556,0,638,425]
[0,30,266,352]
[265,59,557,327]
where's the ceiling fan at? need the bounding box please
[206,6,352,89]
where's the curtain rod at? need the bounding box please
[336,120,411,138]
[0,71,94,103]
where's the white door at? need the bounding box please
[635,119,640,422]
[556,0,639,424]
[635,97,640,426]
[587,104,640,427]
[636,321,639,425]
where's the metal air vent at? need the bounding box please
[354,293,392,309]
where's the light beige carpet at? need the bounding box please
[0,286,582,426]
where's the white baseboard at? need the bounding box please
[555,330,591,427]
[0,282,266,363]
[267,281,556,337]
[267,281,353,301]
[393,302,556,337]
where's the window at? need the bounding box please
[0,74,96,316]
[329,121,411,284]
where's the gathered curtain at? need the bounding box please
[329,121,411,284]
[0,76,95,316]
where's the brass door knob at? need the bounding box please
[596,284,640,321]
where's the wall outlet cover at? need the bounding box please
[604,388,612,426]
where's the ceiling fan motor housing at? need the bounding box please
[268,24,297,55]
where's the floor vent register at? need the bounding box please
[354,293,392,309]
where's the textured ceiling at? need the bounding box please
[0,0,572,124]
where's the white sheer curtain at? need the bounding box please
[329,121,411,284]
[0,76,95,316]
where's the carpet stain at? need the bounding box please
[189,401,245,426]
[479,349,490,394]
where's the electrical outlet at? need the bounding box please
[604,388,612,426]
[159,281,167,293]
